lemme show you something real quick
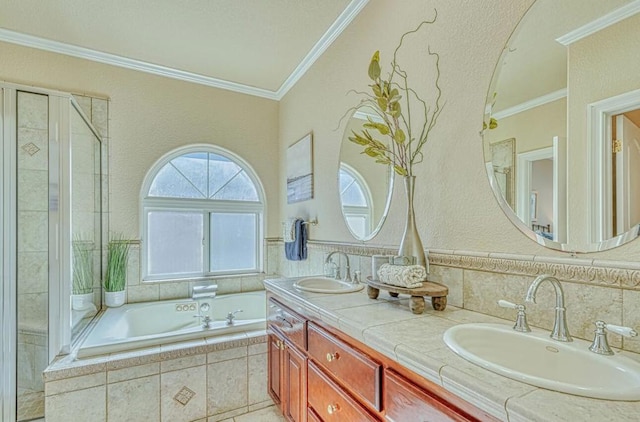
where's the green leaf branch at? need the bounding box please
[348,12,443,177]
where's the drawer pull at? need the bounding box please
[276,340,285,351]
[326,352,340,362]
[326,403,340,415]
[276,315,293,328]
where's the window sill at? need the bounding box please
[142,272,265,284]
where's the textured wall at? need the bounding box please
[279,0,640,261]
[0,41,280,240]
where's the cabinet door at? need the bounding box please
[385,370,470,422]
[283,342,308,422]
[268,332,284,407]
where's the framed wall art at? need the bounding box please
[286,132,314,203]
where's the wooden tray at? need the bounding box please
[365,276,448,314]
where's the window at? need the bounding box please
[339,164,373,239]
[142,146,264,280]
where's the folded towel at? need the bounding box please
[283,218,298,242]
[377,263,426,289]
[285,219,307,261]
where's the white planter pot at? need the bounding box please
[72,293,94,311]
[104,290,126,307]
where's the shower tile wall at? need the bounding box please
[17,91,49,394]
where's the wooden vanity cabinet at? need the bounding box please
[267,299,308,422]
[267,294,496,422]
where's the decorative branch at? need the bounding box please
[347,11,443,177]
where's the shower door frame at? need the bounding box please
[1,86,19,422]
[0,82,101,422]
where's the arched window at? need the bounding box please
[141,145,265,280]
[339,164,373,239]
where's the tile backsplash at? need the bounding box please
[266,238,640,354]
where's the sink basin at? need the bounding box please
[443,323,640,400]
[293,277,364,294]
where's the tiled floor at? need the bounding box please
[17,388,45,422]
[223,406,285,422]
[28,406,284,422]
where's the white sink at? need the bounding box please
[443,323,640,400]
[293,276,364,294]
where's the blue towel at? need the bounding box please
[285,219,307,261]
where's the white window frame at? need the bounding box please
[141,145,266,281]
[339,164,374,237]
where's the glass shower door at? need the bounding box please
[16,90,49,421]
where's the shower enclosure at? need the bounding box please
[0,83,105,422]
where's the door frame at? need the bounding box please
[588,88,640,242]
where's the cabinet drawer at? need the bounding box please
[307,322,381,410]
[268,299,306,350]
[308,362,379,422]
[385,370,470,422]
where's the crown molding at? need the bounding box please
[275,0,370,100]
[0,28,280,100]
[0,0,369,101]
[556,0,640,46]
[491,88,567,120]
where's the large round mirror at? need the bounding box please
[483,0,640,252]
[339,107,394,240]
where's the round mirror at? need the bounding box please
[339,107,394,240]
[483,0,640,252]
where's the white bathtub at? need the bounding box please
[77,291,266,358]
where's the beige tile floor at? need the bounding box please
[222,406,285,422]
[32,405,284,422]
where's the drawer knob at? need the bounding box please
[326,352,339,362]
[327,403,340,415]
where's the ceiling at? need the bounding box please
[0,0,368,99]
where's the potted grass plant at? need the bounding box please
[72,235,95,311]
[103,233,130,307]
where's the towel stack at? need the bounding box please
[377,263,426,289]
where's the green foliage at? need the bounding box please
[104,233,130,292]
[347,12,443,176]
[72,235,94,295]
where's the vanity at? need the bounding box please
[264,276,640,421]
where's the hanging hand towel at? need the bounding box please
[283,218,297,242]
[285,218,307,261]
[377,263,426,288]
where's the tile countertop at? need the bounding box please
[263,277,640,422]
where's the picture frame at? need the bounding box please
[287,132,314,203]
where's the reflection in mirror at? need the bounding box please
[483,0,640,252]
[339,108,393,240]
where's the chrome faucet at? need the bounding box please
[194,302,212,328]
[325,251,351,283]
[525,274,572,342]
[226,309,243,325]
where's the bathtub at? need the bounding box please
[77,291,266,358]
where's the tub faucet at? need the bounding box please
[194,302,212,328]
[226,309,243,325]
[525,274,572,342]
[325,251,351,282]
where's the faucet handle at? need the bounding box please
[498,300,531,332]
[603,322,638,338]
[589,320,637,355]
